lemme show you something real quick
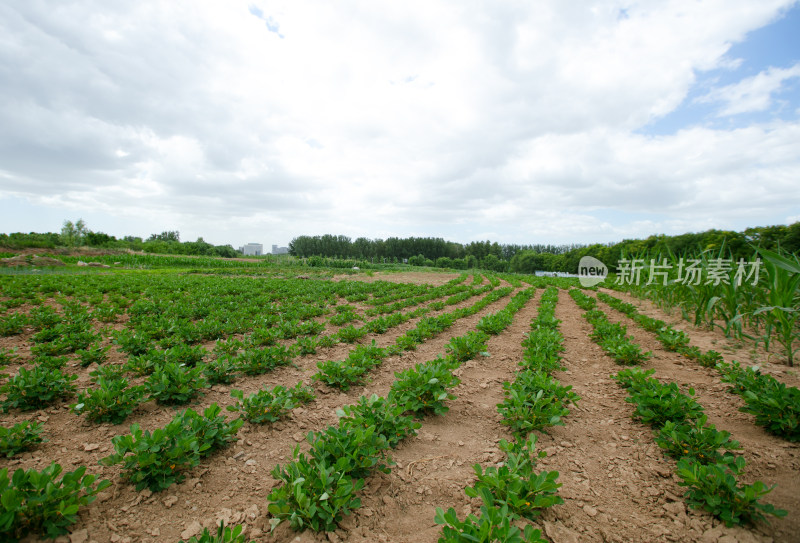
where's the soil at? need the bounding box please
[0,276,797,543]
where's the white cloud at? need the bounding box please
[698,63,800,116]
[0,0,798,245]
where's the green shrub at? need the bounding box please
[445,331,490,362]
[313,360,368,391]
[75,343,111,367]
[202,356,238,385]
[336,324,367,344]
[0,463,110,541]
[235,346,292,376]
[227,383,315,424]
[435,500,546,543]
[0,314,27,337]
[0,421,45,457]
[476,312,514,335]
[626,380,704,428]
[677,456,787,526]
[389,359,459,417]
[655,415,741,464]
[268,449,364,532]
[101,404,241,492]
[73,377,145,424]
[145,362,208,405]
[0,366,77,412]
[497,378,574,438]
[466,436,562,520]
[336,394,421,449]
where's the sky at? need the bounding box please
[1,1,799,248]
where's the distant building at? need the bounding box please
[239,243,263,256]
[272,244,289,255]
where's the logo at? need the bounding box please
[578,256,608,287]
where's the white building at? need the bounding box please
[272,244,289,255]
[240,243,263,256]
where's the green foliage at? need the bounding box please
[677,456,787,526]
[602,336,652,365]
[740,381,800,442]
[202,356,238,385]
[75,343,110,367]
[0,421,45,457]
[476,311,513,335]
[235,346,292,376]
[89,364,126,382]
[144,362,208,405]
[389,359,459,417]
[0,347,18,365]
[313,360,368,391]
[466,436,562,521]
[307,424,392,479]
[329,310,359,326]
[445,330,490,362]
[0,463,110,541]
[73,377,145,424]
[335,324,367,344]
[227,383,315,424]
[626,379,704,428]
[497,371,578,438]
[296,336,319,355]
[164,344,207,366]
[0,314,27,337]
[718,361,800,441]
[335,394,421,449]
[435,502,546,543]
[101,404,241,492]
[0,366,77,412]
[182,522,254,543]
[655,415,741,464]
[113,329,152,356]
[656,327,690,352]
[268,449,364,533]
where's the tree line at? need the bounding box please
[0,221,239,258]
[289,223,800,273]
[2,221,797,273]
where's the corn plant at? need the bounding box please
[755,247,800,366]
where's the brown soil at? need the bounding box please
[0,279,797,543]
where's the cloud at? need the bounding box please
[697,63,800,116]
[0,0,798,245]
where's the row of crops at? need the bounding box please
[0,270,533,540]
[611,248,800,366]
[0,265,794,542]
[569,288,793,527]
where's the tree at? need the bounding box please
[147,231,180,243]
[60,219,88,247]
